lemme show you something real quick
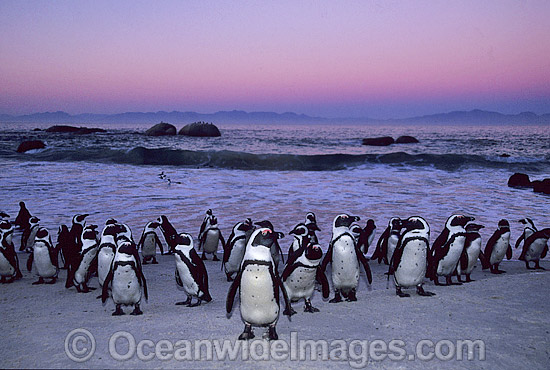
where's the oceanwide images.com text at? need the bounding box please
[65,329,486,366]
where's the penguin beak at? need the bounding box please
[353,216,361,222]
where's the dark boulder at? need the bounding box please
[395,136,419,144]
[17,140,46,153]
[145,122,177,136]
[178,122,221,137]
[507,173,532,188]
[45,125,106,134]
[362,136,395,146]
[532,179,550,194]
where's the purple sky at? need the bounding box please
[1,1,549,119]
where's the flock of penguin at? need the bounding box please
[1,201,550,340]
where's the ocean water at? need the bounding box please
[0,121,548,257]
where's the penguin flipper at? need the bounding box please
[460,248,468,270]
[175,268,183,287]
[276,240,285,265]
[226,268,243,314]
[484,232,499,266]
[478,251,490,269]
[541,243,549,259]
[137,232,146,249]
[506,243,513,260]
[374,227,390,263]
[316,267,330,299]
[190,248,211,300]
[154,234,164,255]
[27,251,34,272]
[101,266,114,303]
[320,242,333,274]
[49,238,59,268]
[273,266,292,316]
[355,246,372,284]
[514,234,524,249]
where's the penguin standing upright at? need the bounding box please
[0,221,23,283]
[65,214,89,276]
[304,212,321,244]
[390,216,435,297]
[358,219,376,255]
[97,222,119,293]
[427,214,474,285]
[198,209,213,244]
[226,228,291,340]
[20,216,40,252]
[254,220,285,270]
[222,218,255,281]
[282,242,329,314]
[102,240,148,315]
[157,215,178,254]
[372,218,402,264]
[482,219,512,274]
[27,227,58,284]
[14,201,31,231]
[288,223,310,261]
[519,228,550,270]
[457,223,486,282]
[320,214,372,303]
[67,224,98,292]
[56,225,71,269]
[198,214,225,261]
[515,218,537,250]
[137,221,163,264]
[174,233,212,306]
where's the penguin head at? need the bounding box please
[175,233,193,248]
[0,220,13,234]
[254,220,274,230]
[82,225,98,240]
[304,243,323,261]
[158,215,169,225]
[118,241,138,256]
[289,224,309,239]
[497,219,510,230]
[251,228,283,249]
[350,223,363,242]
[148,221,161,229]
[305,212,317,225]
[29,216,40,225]
[73,214,89,225]
[105,218,118,226]
[365,219,376,230]
[334,214,360,229]
[103,224,119,237]
[0,211,10,219]
[448,215,475,228]
[206,209,213,216]
[209,216,218,226]
[36,227,49,239]
[518,218,535,228]
[389,218,402,233]
[403,216,429,233]
[465,223,484,233]
[236,219,254,233]
[306,222,321,232]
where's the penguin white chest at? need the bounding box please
[395,240,427,287]
[112,265,141,304]
[203,230,219,253]
[225,239,246,273]
[463,238,482,275]
[525,239,547,261]
[176,259,199,295]
[387,234,399,261]
[141,234,157,257]
[239,264,279,326]
[97,247,115,285]
[0,251,15,276]
[490,232,510,265]
[33,244,56,277]
[332,236,359,290]
[284,266,316,301]
[75,247,98,284]
[437,235,466,276]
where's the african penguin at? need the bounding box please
[27,227,58,284]
[304,212,320,244]
[174,233,212,306]
[20,216,39,252]
[482,219,512,274]
[56,225,71,269]
[222,218,255,282]
[372,218,402,265]
[358,219,376,255]
[198,214,225,261]
[427,214,474,285]
[456,223,486,283]
[157,215,178,254]
[226,228,291,341]
[14,201,31,231]
[67,224,98,293]
[288,223,310,261]
[515,218,537,250]
[102,240,148,315]
[254,220,285,270]
[320,214,372,303]
[390,216,435,297]
[0,221,23,283]
[519,228,550,270]
[137,221,163,264]
[97,222,119,294]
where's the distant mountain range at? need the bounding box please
[0,109,549,125]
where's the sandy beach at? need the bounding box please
[1,249,549,369]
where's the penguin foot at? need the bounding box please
[152,259,159,265]
[46,278,56,284]
[226,274,234,282]
[465,275,474,283]
[283,307,297,316]
[188,300,202,307]
[304,303,320,313]
[130,305,143,315]
[212,255,220,261]
[238,325,254,340]
[176,297,192,306]
[536,266,546,270]
[32,277,45,285]
[329,292,343,303]
[267,326,278,341]
[396,287,410,298]
[96,294,102,299]
[112,305,124,316]
[416,286,435,296]
[346,290,357,302]
[142,260,149,265]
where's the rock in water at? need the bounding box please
[45,125,106,134]
[145,122,177,136]
[17,140,46,153]
[178,122,221,137]
[395,136,419,144]
[507,173,531,188]
[532,179,550,194]
[362,136,394,146]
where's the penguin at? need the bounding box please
[157,215,178,254]
[427,214,474,285]
[65,214,89,274]
[304,212,321,244]
[372,218,402,265]
[14,201,31,231]
[350,223,363,246]
[390,216,435,297]
[56,225,71,269]
[482,219,512,274]
[115,222,133,243]
[519,228,550,270]
[97,222,119,293]
[281,242,330,314]
[288,223,310,261]
[222,218,255,282]
[0,211,10,220]
[67,224,98,292]
[226,228,291,340]
[0,220,23,283]
[198,215,225,261]
[137,221,163,264]
[27,227,58,284]
[254,220,285,270]
[358,219,376,255]
[198,209,213,243]
[102,240,148,315]
[515,218,537,250]
[320,214,373,303]
[174,233,212,306]
[456,223,486,283]
[20,216,40,252]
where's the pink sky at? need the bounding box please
[1,1,549,118]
